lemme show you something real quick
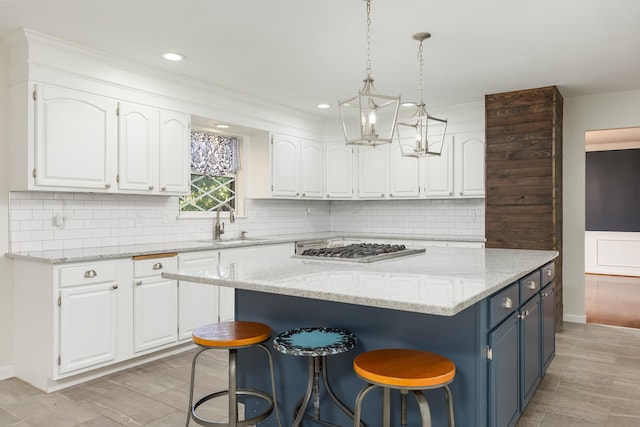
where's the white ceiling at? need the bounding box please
[2,0,640,118]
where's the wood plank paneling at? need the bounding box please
[485,86,563,327]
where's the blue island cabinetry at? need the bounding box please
[488,261,555,427]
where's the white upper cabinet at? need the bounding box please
[271,133,323,198]
[34,84,117,191]
[357,145,389,199]
[118,102,157,192]
[118,102,190,195]
[420,135,454,198]
[454,132,485,197]
[158,110,191,195]
[389,143,420,198]
[325,143,354,199]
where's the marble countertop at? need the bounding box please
[6,232,485,264]
[163,246,558,316]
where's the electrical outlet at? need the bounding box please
[53,213,64,227]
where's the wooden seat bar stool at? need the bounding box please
[186,321,282,427]
[353,349,456,427]
[273,327,359,427]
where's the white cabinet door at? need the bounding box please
[34,84,117,190]
[118,102,157,192]
[271,134,300,197]
[178,251,220,341]
[159,110,191,195]
[133,277,178,352]
[300,140,324,198]
[358,145,388,199]
[325,144,354,199]
[389,143,420,198]
[455,132,485,197]
[420,135,454,198]
[59,282,117,374]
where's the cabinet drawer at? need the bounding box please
[178,251,219,269]
[488,283,519,329]
[133,255,177,278]
[541,262,555,286]
[59,263,117,288]
[519,270,541,304]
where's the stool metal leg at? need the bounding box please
[400,389,408,426]
[292,356,315,427]
[410,390,432,427]
[354,383,378,427]
[444,385,455,427]
[382,387,391,427]
[186,347,209,427]
[257,343,283,427]
[228,349,238,427]
[321,355,363,426]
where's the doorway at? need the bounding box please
[584,127,640,329]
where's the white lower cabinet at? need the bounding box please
[132,255,178,352]
[59,279,118,374]
[177,251,220,340]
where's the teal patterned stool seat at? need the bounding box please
[273,327,359,427]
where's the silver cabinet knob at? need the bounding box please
[546,269,553,277]
[135,280,143,286]
[112,284,118,290]
[528,281,537,290]
[148,185,154,190]
[502,297,513,309]
[105,183,111,189]
[152,262,163,270]
[161,186,167,191]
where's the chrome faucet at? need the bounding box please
[214,202,235,241]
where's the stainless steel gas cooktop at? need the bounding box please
[292,243,425,263]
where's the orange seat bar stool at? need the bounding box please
[186,321,282,427]
[353,349,456,427]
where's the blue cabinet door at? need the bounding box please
[488,312,520,427]
[541,282,555,372]
[519,294,541,409]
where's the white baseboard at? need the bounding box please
[0,365,14,381]
[585,231,640,276]
[563,314,587,324]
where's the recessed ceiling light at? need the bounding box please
[216,124,230,129]
[317,104,331,109]
[163,52,185,61]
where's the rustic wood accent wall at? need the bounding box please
[485,86,563,327]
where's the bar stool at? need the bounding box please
[186,321,282,427]
[273,327,358,427]
[353,349,456,427]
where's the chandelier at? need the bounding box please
[338,0,400,147]
[396,32,448,157]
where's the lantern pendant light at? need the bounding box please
[396,32,448,157]
[338,0,400,147]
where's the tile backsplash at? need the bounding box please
[8,192,484,252]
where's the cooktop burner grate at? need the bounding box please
[293,243,425,263]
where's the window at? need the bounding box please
[180,131,240,214]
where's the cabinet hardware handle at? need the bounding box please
[518,309,529,319]
[148,185,154,190]
[105,183,111,189]
[161,186,167,191]
[528,281,537,290]
[502,297,513,309]
[546,269,553,277]
[136,280,143,286]
[460,192,463,195]
[112,284,118,290]
[302,193,306,197]
[84,270,97,278]
[153,262,163,270]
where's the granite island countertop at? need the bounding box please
[163,246,558,316]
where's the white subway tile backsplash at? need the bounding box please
[9,192,484,252]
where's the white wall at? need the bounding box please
[0,42,14,378]
[563,89,640,323]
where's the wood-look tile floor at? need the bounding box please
[1,322,640,426]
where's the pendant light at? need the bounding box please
[396,32,448,157]
[338,0,400,147]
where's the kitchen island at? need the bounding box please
[164,246,558,427]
